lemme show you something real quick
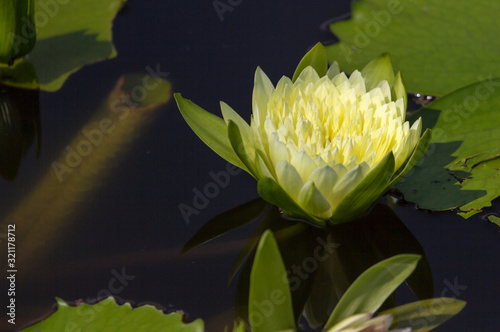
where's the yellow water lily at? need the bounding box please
[176,43,430,227]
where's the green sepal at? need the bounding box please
[392,71,407,110]
[389,128,432,187]
[292,42,327,82]
[360,53,395,91]
[227,120,258,178]
[298,181,332,220]
[220,101,253,140]
[175,93,249,173]
[257,176,326,227]
[330,152,395,223]
[324,254,421,329]
[249,230,296,332]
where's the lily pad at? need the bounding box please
[2,0,126,91]
[396,79,500,217]
[326,0,500,96]
[20,297,204,331]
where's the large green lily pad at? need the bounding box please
[0,0,125,91]
[21,297,204,331]
[326,0,500,96]
[396,78,500,217]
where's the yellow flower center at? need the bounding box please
[262,67,410,171]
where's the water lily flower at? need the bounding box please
[176,43,431,227]
[0,0,36,64]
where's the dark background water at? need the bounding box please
[1,1,499,331]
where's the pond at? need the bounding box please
[1,1,500,331]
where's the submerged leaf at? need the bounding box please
[249,230,296,332]
[324,254,420,329]
[381,298,466,332]
[182,198,269,255]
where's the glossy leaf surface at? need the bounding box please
[396,80,500,217]
[326,0,500,96]
[21,298,204,332]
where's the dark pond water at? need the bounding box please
[1,1,500,331]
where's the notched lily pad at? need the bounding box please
[20,297,204,332]
[1,0,126,91]
[396,78,500,218]
[326,0,500,96]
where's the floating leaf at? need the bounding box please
[3,0,126,91]
[396,79,500,217]
[20,297,204,332]
[326,0,500,96]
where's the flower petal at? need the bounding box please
[331,153,395,223]
[296,66,321,85]
[291,150,317,181]
[327,61,340,79]
[390,128,431,187]
[308,165,339,198]
[276,160,304,201]
[253,67,274,126]
[269,133,290,167]
[257,177,326,227]
[328,163,370,210]
[298,181,332,220]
